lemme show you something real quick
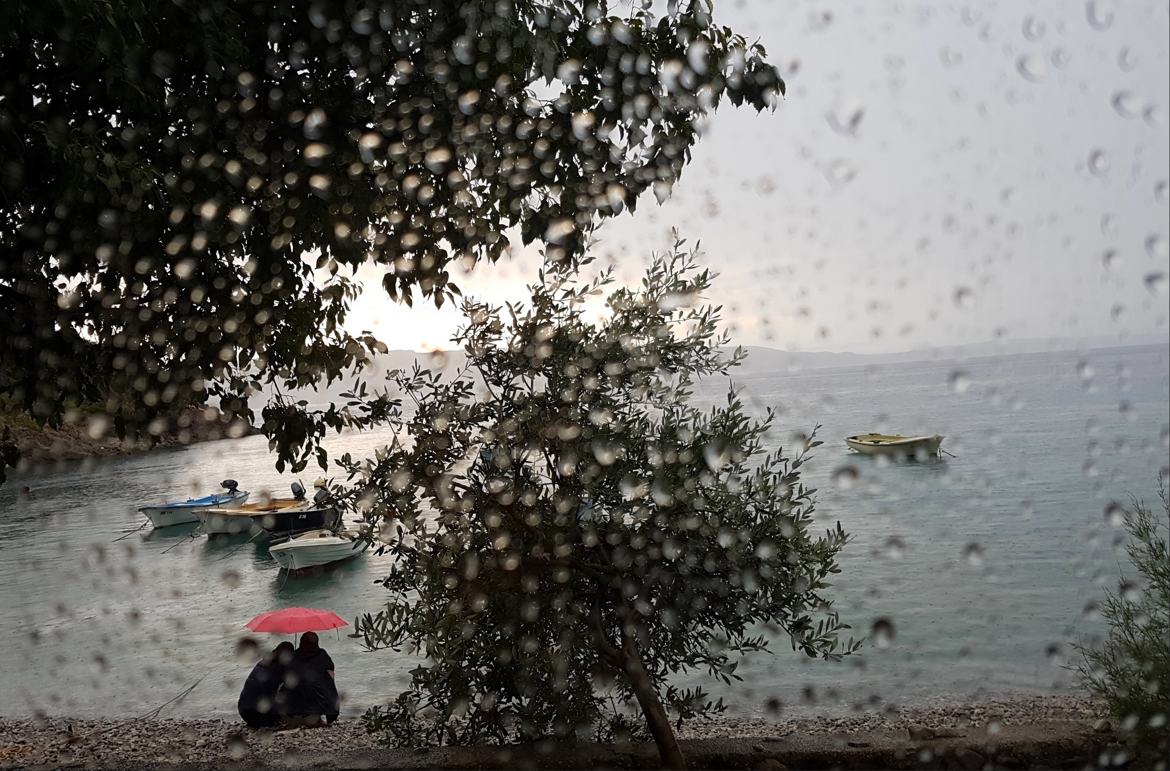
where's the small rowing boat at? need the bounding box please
[845,433,944,459]
[139,480,249,528]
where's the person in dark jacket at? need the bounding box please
[237,641,294,728]
[277,632,340,726]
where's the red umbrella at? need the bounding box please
[245,607,348,634]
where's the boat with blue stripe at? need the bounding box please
[138,480,250,528]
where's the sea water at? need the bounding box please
[0,345,1165,719]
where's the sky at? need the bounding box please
[343,0,1170,354]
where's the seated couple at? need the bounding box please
[237,632,339,728]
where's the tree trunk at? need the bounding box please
[621,629,687,769]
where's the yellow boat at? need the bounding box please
[845,433,944,458]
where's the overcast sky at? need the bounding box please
[345,0,1170,354]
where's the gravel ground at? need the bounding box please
[0,695,1102,769]
[679,693,1102,739]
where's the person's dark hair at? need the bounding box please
[297,631,320,657]
[273,641,295,665]
[262,640,294,666]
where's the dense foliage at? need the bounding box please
[0,0,783,482]
[341,244,858,768]
[1075,480,1169,764]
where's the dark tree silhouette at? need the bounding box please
[0,0,783,481]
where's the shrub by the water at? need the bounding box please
[1075,479,1169,765]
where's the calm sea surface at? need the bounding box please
[1,345,1166,719]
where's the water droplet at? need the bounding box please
[1147,235,1168,259]
[831,465,859,490]
[870,618,895,648]
[591,439,619,467]
[702,440,732,471]
[1077,359,1095,379]
[1082,600,1101,621]
[1045,642,1066,666]
[227,206,252,226]
[1088,149,1109,176]
[227,734,248,760]
[1022,15,1046,40]
[882,537,905,560]
[545,217,576,244]
[948,370,971,394]
[1155,181,1168,204]
[1144,272,1168,295]
[1100,250,1119,271]
[825,159,857,188]
[1119,581,1140,602]
[1144,104,1166,128]
[1086,0,1114,31]
[234,637,260,660]
[221,569,241,588]
[1016,53,1048,82]
[86,414,112,440]
[953,287,974,308]
[1111,91,1139,118]
[962,543,984,566]
[1103,501,1124,527]
[1117,47,1137,71]
[826,103,865,136]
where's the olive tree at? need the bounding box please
[343,242,858,768]
[0,0,783,481]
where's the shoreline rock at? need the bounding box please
[0,695,1108,769]
[2,405,258,473]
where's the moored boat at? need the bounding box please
[268,528,369,570]
[199,482,340,537]
[845,433,944,459]
[199,482,312,535]
[139,480,249,528]
[252,504,341,539]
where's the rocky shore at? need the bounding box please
[1,405,257,470]
[0,695,1121,770]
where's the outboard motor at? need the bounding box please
[290,481,306,500]
[221,479,239,492]
[313,487,331,506]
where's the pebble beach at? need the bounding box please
[0,695,1105,769]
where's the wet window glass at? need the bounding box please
[1,1,1166,768]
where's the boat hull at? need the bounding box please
[198,498,318,535]
[845,434,944,459]
[269,530,368,570]
[140,491,250,528]
[253,507,341,539]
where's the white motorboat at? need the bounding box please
[268,529,369,570]
[845,433,945,459]
[139,480,249,528]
